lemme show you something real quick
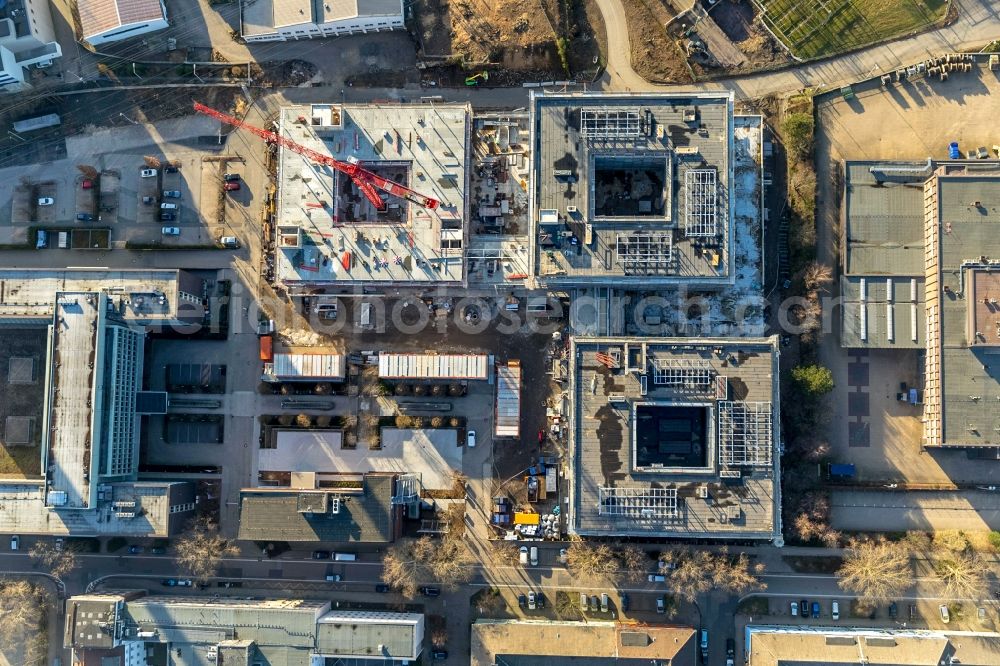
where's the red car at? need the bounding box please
[538,429,545,444]
[224,181,241,191]
[81,179,93,189]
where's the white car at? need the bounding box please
[37,197,54,206]
[140,168,157,178]
[831,600,840,620]
[558,548,568,564]
[527,591,536,610]
[790,601,798,617]
[161,227,180,236]
[939,604,950,623]
[519,546,528,565]
[467,430,476,447]
[176,579,193,587]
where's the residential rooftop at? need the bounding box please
[746,626,1000,666]
[569,336,781,539]
[471,620,696,666]
[529,92,735,287]
[274,103,471,291]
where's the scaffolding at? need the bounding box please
[684,169,718,237]
[651,359,714,388]
[616,233,674,274]
[581,109,642,138]
[718,401,773,467]
[598,486,678,518]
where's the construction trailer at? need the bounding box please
[495,360,521,438]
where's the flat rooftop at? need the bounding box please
[0,269,180,322]
[569,336,780,539]
[274,103,470,290]
[45,293,100,509]
[746,626,1000,666]
[0,481,184,536]
[530,92,734,286]
[471,620,695,666]
[243,0,401,37]
[925,166,1000,445]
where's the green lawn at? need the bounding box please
[756,0,949,60]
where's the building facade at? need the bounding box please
[0,0,61,89]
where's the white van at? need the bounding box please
[220,236,240,248]
[529,546,538,566]
[10,535,18,550]
[160,202,177,210]
[333,552,356,561]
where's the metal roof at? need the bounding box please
[494,362,521,438]
[78,0,165,39]
[843,161,926,276]
[840,276,925,349]
[316,611,422,659]
[269,353,346,380]
[378,353,488,379]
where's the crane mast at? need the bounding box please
[192,102,440,211]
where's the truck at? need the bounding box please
[259,335,273,362]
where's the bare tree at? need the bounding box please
[837,537,911,603]
[174,518,238,582]
[0,581,49,666]
[490,541,521,567]
[709,550,767,596]
[934,552,989,599]
[668,550,714,601]
[661,548,766,601]
[381,536,473,598]
[802,261,833,292]
[76,164,99,179]
[565,541,619,582]
[295,413,313,428]
[932,530,970,554]
[616,545,649,583]
[29,541,77,578]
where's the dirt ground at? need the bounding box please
[0,329,47,477]
[621,0,692,83]
[411,0,602,75]
[699,1,790,75]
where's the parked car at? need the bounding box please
[55,538,64,552]
[9,535,18,551]
[700,630,709,660]
[176,579,192,587]
[36,230,47,248]
[164,166,179,173]
[590,595,599,612]
[163,190,181,198]
[220,236,240,248]
[420,587,441,597]
[218,581,242,588]
[160,213,176,221]
[530,546,538,566]
[160,202,177,210]
[977,146,990,159]
[800,599,809,616]
[150,546,166,555]
[37,197,54,206]
[161,579,179,586]
[656,596,665,614]
[528,591,536,610]
[620,594,630,612]
[726,638,735,657]
[312,550,331,560]
[76,213,93,221]
[811,602,821,618]
[140,168,157,178]
[600,593,609,613]
[832,601,840,621]
[648,574,666,583]
[939,604,951,623]
[790,601,798,617]
[128,545,144,554]
[142,196,154,205]
[518,594,527,609]
[580,593,588,612]
[535,592,544,608]
[889,602,898,619]
[519,546,528,565]
[81,179,93,189]
[432,651,448,660]
[375,583,390,593]
[224,181,241,191]
[325,574,342,582]
[909,604,917,620]
[558,548,568,564]
[161,226,180,236]
[223,173,240,182]
[467,430,476,447]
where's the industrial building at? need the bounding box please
[77,0,169,47]
[839,161,1000,447]
[528,92,737,289]
[0,0,61,88]
[0,269,208,536]
[567,336,781,540]
[272,103,471,293]
[65,592,425,665]
[241,0,404,43]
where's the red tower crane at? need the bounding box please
[192,102,440,211]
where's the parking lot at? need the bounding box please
[815,60,1000,491]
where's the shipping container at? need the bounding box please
[259,336,273,362]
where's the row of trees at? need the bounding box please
[838,533,991,602]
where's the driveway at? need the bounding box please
[591,0,1000,97]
